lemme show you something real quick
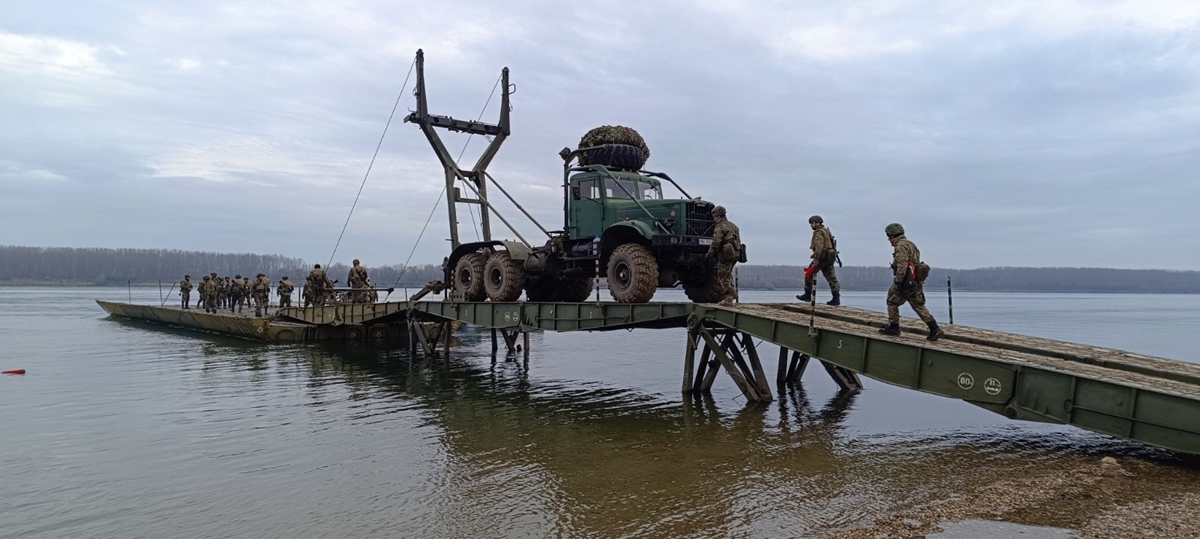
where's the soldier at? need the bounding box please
[307,264,334,306]
[252,273,272,317]
[221,277,232,308]
[796,215,842,306]
[348,259,369,303]
[277,276,295,308]
[179,275,193,309]
[704,205,742,306]
[230,274,246,313]
[203,275,219,313]
[879,223,944,341]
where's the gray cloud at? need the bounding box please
[1,1,1198,270]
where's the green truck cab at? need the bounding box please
[446,150,726,304]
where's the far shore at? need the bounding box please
[3,280,1197,295]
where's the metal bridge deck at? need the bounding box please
[410,300,1200,456]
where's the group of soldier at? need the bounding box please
[178,272,293,317]
[705,208,945,342]
[176,259,378,317]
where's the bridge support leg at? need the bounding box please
[698,345,719,392]
[683,328,698,394]
[697,327,771,402]
[741,333,773,400]
[820,360,863,391]
[522,331,530,360]
[442,321,453,359]
[491,328,498,354]
[408,318,432,360]
[788,352,810,384]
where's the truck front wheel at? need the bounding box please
[454,253,488,301]
[606,244,658,303]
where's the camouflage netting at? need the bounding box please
[578,125,651,163]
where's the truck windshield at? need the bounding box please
[606,179,662,200]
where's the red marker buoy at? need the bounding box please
[3,369,25,375]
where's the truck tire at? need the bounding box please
[683,264,725,303]
[580,144,647,171]
[454,253,488,301]
[607,243,658,303]
[484,252,525,302]
[558,275,594,302]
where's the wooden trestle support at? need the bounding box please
[684,324,863,402]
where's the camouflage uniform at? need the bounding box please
[798,216,841,305]
[348,260,369,303]
[277,277,295,308]
[252,274,271,317]
[881,223,944,341]
[231,275,246,313]
[220,278,231,308]
[307,265,333,307]
[202,276,219,313]
[705,206,741,305]
[179,276,193,309]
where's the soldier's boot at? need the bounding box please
[878,323,901,337]
[926,320,945,342]
[826,292,841,306]
[795,290,813,302]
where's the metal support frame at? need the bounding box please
[404,49,511,249]
[685,326,773,402]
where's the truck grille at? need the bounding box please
[686,202,715,237]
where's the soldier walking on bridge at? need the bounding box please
[348,259,369,303]
[879,223,944,341]
[252,273,272,317]
[277,276,294,308]
[231,274,246,313]
[704,205,742,306]
[307,264,334,307]
[202,275,219,314]
[179,275,193,309]
[796,215,841,306]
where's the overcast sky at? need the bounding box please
[2,1,1198,270]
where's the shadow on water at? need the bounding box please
[268,341,1199,537]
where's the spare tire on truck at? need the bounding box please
[578,125,650,169]
[580,144,647,171]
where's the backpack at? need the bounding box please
[915,261,931,282]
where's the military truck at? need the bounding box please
[447,145,723,303]
[403,50,728,304]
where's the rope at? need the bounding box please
[391,186,447,288]
[327,57,417,267]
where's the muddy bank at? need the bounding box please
[829,457,1200,539]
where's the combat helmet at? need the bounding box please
[353,259,360,265]
[712,205,727,218]
[808,215,823,224]
[314,264,322,269]
[885,223,905,237]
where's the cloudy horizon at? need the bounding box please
[3,1,1198,270]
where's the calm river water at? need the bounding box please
[1,287,1199,538]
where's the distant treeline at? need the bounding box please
[0,246,442,288]
[739,265,1200,293]
[3,245,1199,293]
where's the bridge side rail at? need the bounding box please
[694,305,1200,455]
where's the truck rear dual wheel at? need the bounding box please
[484,252,525,302]
[607,244,658,303]
[454,253,488,302]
